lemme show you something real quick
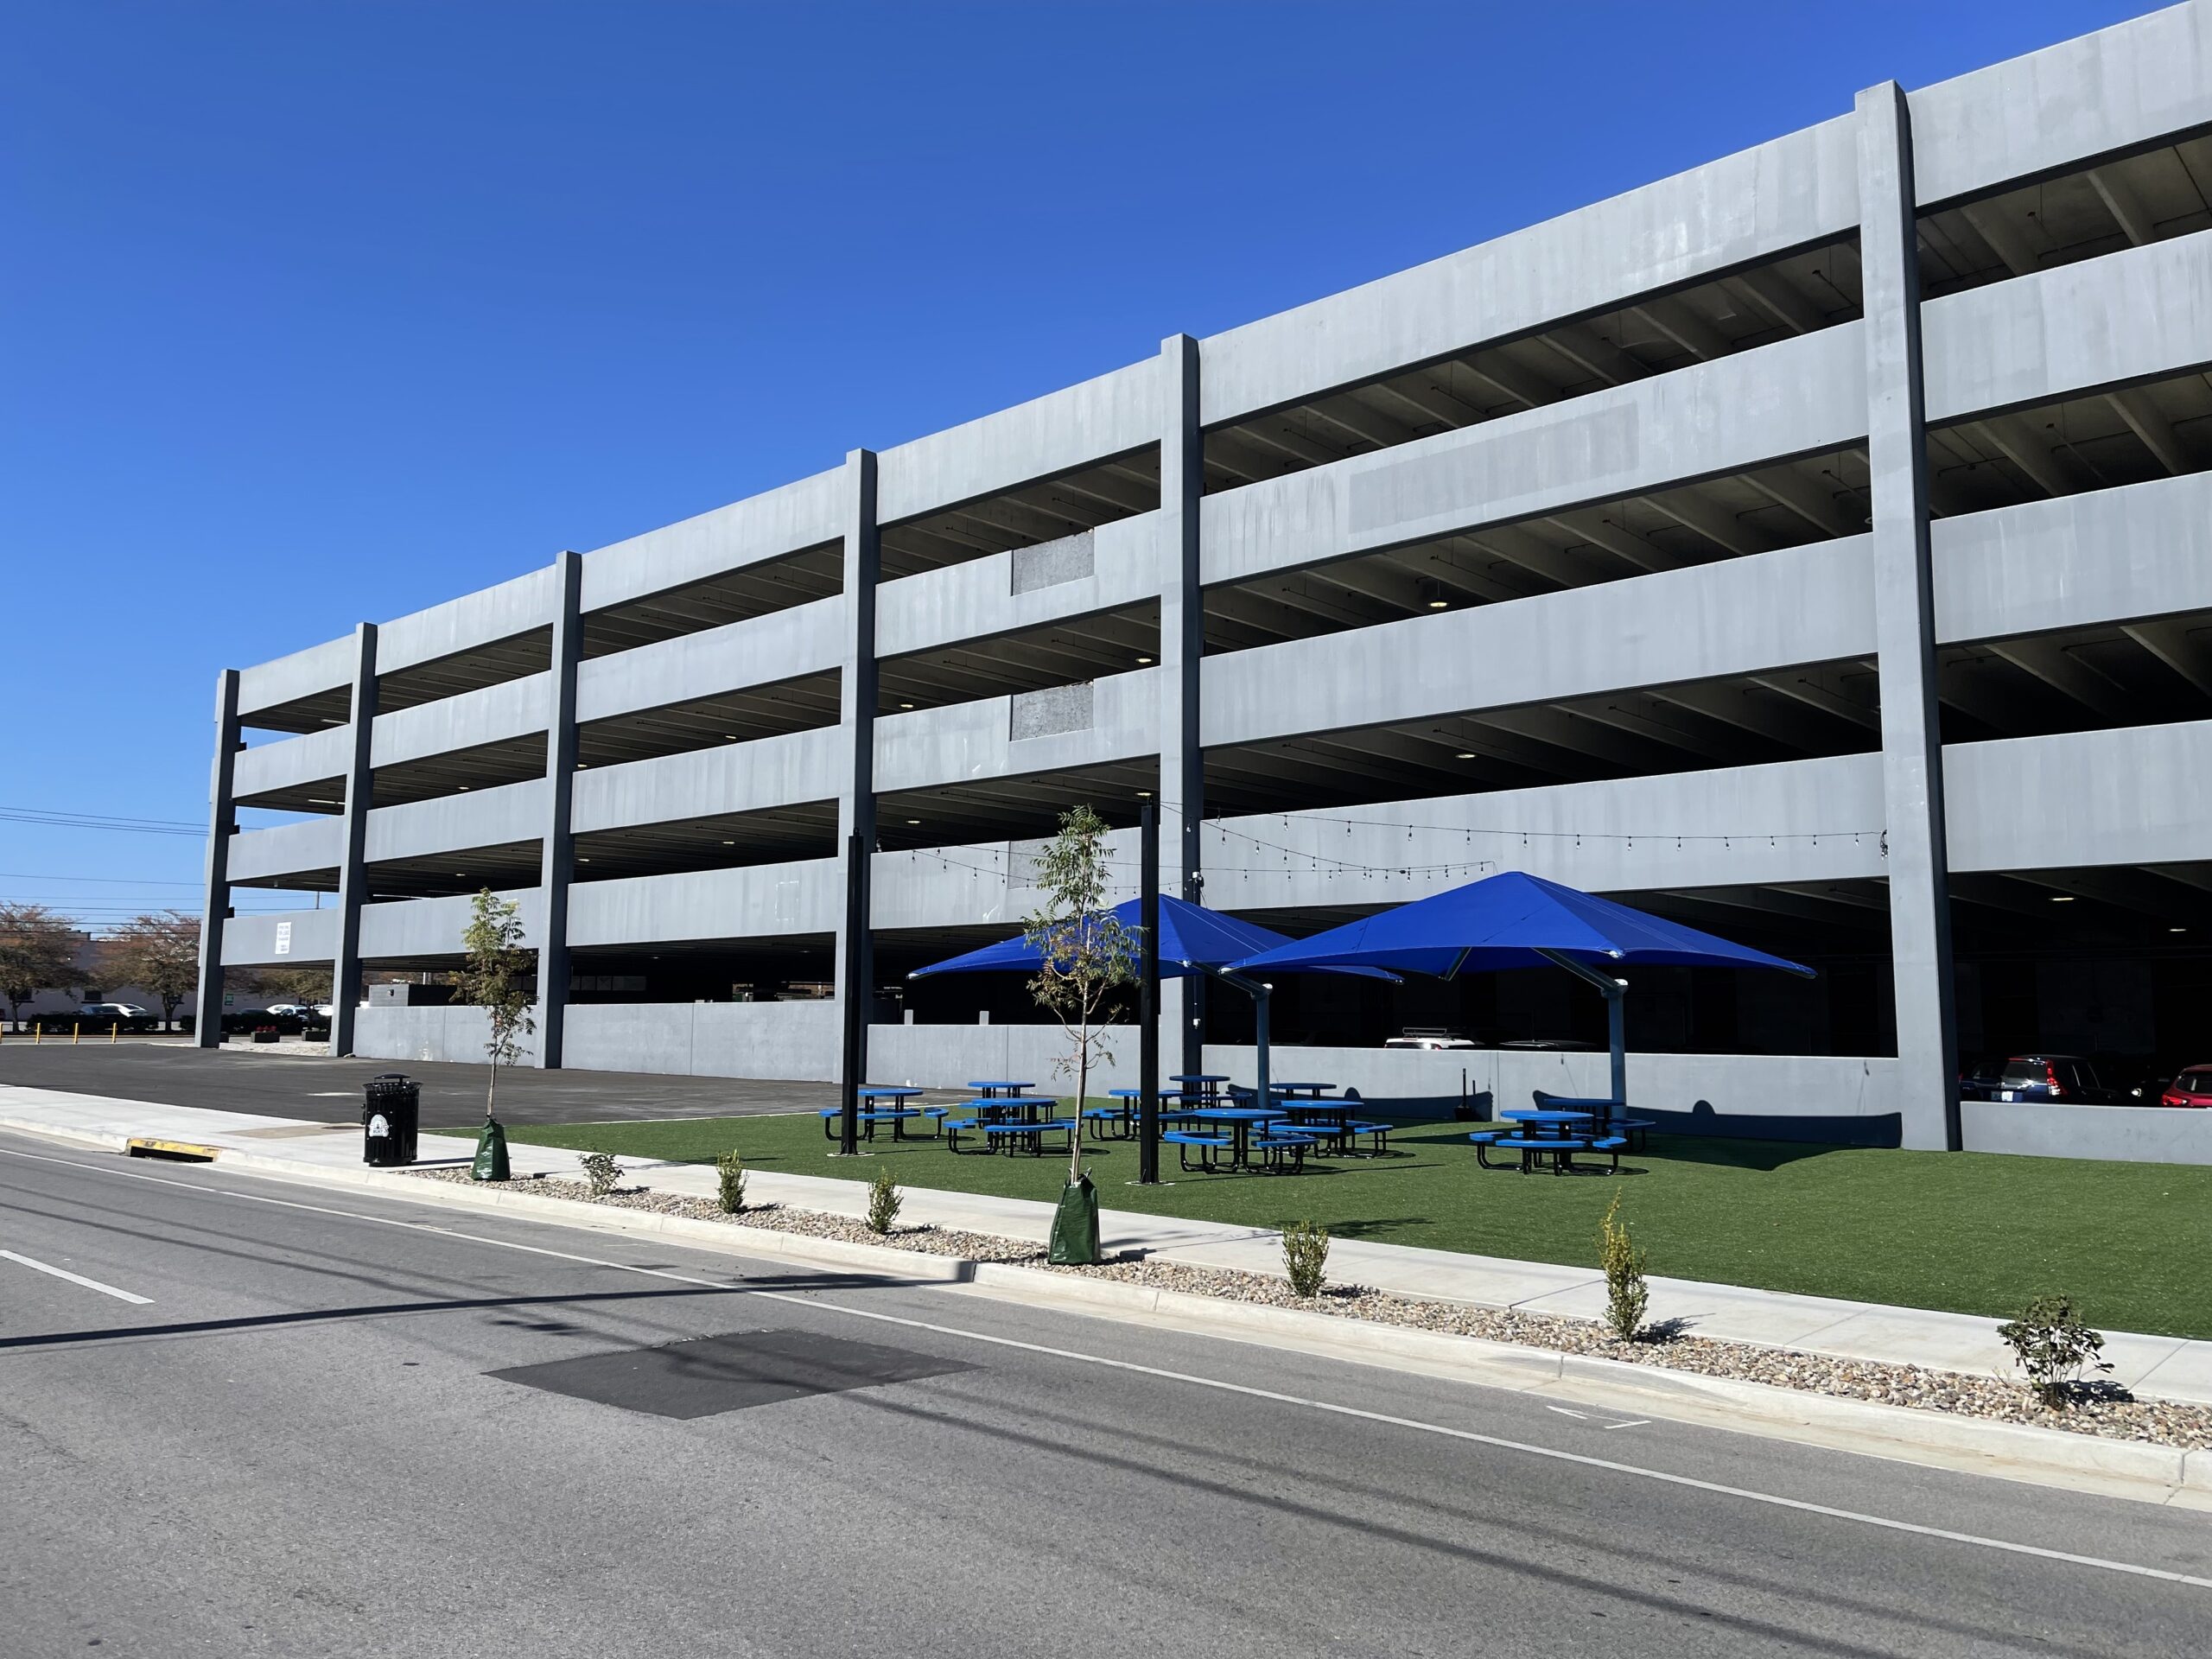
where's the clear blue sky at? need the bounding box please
[0,0,2152,928]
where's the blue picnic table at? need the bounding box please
[820,1085,928,1142]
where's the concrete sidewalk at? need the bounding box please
[7,1082,2209,1408]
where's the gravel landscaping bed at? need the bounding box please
[404,1166,2212,1451]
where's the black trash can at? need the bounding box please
[364,1073,420,1167]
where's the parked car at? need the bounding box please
[1980,1054,2134,1104]
[1957,1058,2006,1101]
[75,1002,160,1032]
[263,1003,320,1020]
[1383,1027,1478,1051]
[2158,1066,2212,1109]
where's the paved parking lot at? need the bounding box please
[0,1039,829,1128]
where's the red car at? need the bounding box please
[2158,1066,2212,1109]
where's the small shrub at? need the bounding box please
[1281,1220,1330,1299]
[1998,1294,2114,1408]
[579,1150,623,1199]
[715,1150,747,1215]
[1599,1188,1649,1343]
[866,1166,902,1235]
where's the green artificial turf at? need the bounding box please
[496,1107,2212,1340]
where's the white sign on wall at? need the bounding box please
[274,921,293,957]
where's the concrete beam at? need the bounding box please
[194,671,241,1045]
[1857,80,1960,1152]
[331,625,379,1057]
[536,552,582,1068]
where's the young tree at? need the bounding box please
[454,888,535,1179]
[1023,805,1138,1262]
[0,904,85,1029]
[99,912,201,1029]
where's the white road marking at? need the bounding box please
[1545,1405,1589,1420]
[1606,1419,1651,1431]
[0,1248,153,1304]
[2,1139,2208,1592]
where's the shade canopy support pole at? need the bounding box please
[1536,949,1628,1110]
[1213,968,1271,1111]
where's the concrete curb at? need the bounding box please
[961,1262,2206,1499]
[6,1112,2201,1507]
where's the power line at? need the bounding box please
[0,872,206,887]
[0,804,204,837]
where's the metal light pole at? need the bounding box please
[1139,805,1161,1184]
[838,831,864,1156]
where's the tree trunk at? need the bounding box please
[1070,1011,1088,1182]
[486,1049,499,1123]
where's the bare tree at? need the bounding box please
[100,912,202,1029]
[454,888,535,1178]
[1023,804,1139,1187]
[0,904,84,1029]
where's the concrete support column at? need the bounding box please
[1157,334,1206,1074]
[1857,81,1961,1152]
[835,449,881,1088]
[330,623,380,1058]
[536,550,583,1068]
[193,670,241,1045]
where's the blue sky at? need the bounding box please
[0,0,2152,928]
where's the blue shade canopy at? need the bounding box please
[910,894,1396,982]
[1230,870,1815,980]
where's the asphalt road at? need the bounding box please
[0,1041,831,1126]
[3,1128,2207,1656]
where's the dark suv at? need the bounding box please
[1980,1054,2132,1105]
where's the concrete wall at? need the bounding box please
[1201,327,1866,584]
[570,726,841,834]
[236,636,354,722]
[1198,114,1859,425]
[575,596,843,724]
[1962,1098,2212,1164]
[876,512,1159,659]
[1933,469,2212,645]
[354,1002,540,1067]
[1923,226,2212,422]
[372,672,551,769]
[578,467,845,615]
[562,1000,842,1081]
[1203,539,1876,749]
[234,725,351,800]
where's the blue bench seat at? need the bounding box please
[1163,1129,1231,1172]
[1252,1133,1317,1173]
[1343,1119,1393,1155]
[1473,1133,1588,1173]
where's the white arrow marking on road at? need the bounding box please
[0,1249,153,1305]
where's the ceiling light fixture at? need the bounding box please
[899,702,914,710]
[1419,577,1450,611]
[1136,790,1152,798]
[457,785,470,791]
[1136,656,1154,664]
[2171,925,2188,933]
[2050,894,2075,903]
[1454,752,1477,760]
